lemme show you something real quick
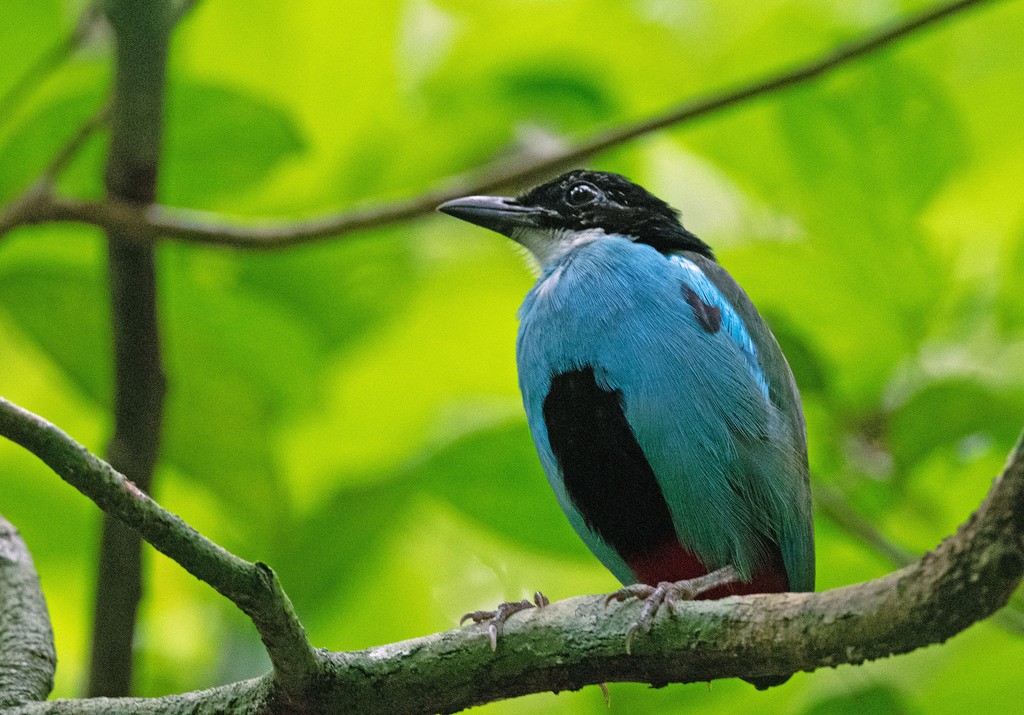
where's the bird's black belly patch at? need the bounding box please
[542,367,677,559]
[683,285,722,334]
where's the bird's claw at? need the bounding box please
[603,582,655,606]
[612,581,675,654]
[460,591,549,651]
[604,566,739,654]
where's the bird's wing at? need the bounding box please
[682,252,808,459]
[675,250,814,592]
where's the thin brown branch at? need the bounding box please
[0,189,50,240]
[0,103,109,244]
[85,0,172,696]
[0,0,1000,249]
[0,0,200,125]
[0,0,198,240]
[43,102,111,186]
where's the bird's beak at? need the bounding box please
[437,195,548,238]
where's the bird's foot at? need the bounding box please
[604,565,739,654]
[460,591,550,651]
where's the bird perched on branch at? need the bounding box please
[438,170,814,688]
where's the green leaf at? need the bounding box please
[999,223,1024,331]
[276,477,413,630]
[761,309,832,397]
[162,80,306,207]
[688,58,966,235]
[889,378,1024,473]
[689,59,966,405]
[801,683,917,715]
[0,1,68,111]
[415,421,592,560]
[0,230,111,404]
[0,88,105,203]
[236,229,416,354]
[158,248,327,545]
[777,63,964,233]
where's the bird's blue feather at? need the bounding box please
[517,235,813,589]
[669,255,769,401]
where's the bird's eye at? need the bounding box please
[565,182,602,207]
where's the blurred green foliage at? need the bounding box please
[1,0,1022,712]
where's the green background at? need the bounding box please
[1,0,1023,712]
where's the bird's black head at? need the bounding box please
[438,170,713,264]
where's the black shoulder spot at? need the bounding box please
[683,285,722,334]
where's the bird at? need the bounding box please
[438,169,814,688]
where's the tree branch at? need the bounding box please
[0,398,318,703]
[0,0,1001,250]
[84,0,174,697]
[1,396,1022,713]
[0,516,55,709]
[308,436,1024,712]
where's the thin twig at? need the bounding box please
[0,102,109,237]
[0,0,200,243]
[1,0,999,249]
[40,102,111,186]
[0,0,200,123]
[815,483,917,567]
[0,2,103,126]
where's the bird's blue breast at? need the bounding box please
[516,236,801,586]
[516,236,768,431]
[518,239,767,393]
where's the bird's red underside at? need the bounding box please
[625,539,788,598]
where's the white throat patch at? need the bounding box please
[510,227,613,270]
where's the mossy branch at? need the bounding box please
[1,397,1022,714]
[0,398,318,702]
